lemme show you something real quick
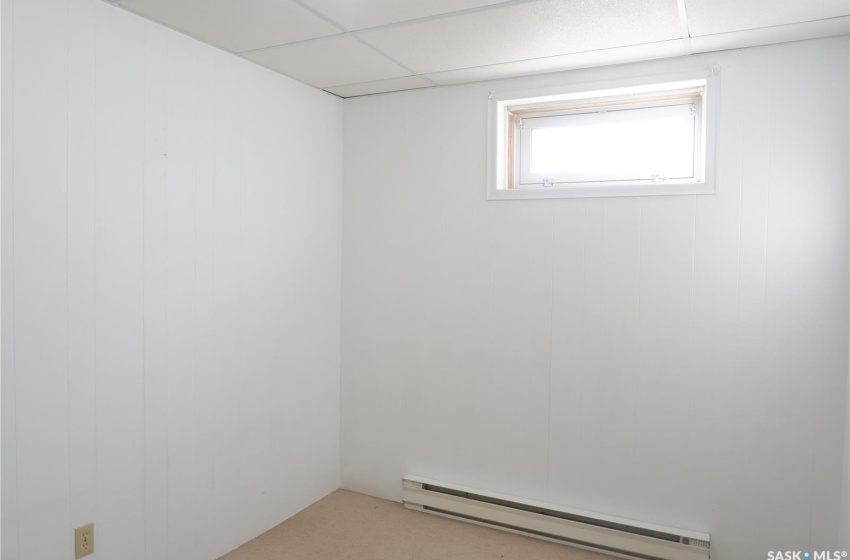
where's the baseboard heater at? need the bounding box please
[401,475,709,560]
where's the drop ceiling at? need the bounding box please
[106,0,849,97]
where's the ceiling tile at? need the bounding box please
[424,39,691,86]
[685,0,849,37]
[298,0,512,31]
[325,76,434,97]
[242,35,412,88]
[690,17,849,53]
[356,0,682,74]
[116,0,341,53]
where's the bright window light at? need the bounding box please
[527,105,695,181]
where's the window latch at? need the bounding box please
[651,174,668,183]
[542,178,554,187]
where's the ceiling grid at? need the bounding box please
[110,0,850,97]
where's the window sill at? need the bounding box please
[487,180,716,200]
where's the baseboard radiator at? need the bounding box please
[401,475,710,560]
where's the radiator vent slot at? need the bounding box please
[683,538,710,549]
[402,475,710,560]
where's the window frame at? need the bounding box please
[487,69,720,200]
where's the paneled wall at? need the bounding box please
[1,1,343,559]
[341,37,849,560]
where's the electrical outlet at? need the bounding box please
[74,523,94,559]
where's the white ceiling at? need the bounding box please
[107,0,850,97]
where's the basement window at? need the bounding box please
[488,73,718,200]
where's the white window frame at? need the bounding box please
[487,69,720,200]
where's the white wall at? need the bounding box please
[341,37,849,560]
[1,0,343,559]
[842,406,849,548]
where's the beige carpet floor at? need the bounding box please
[219,489,617,560]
